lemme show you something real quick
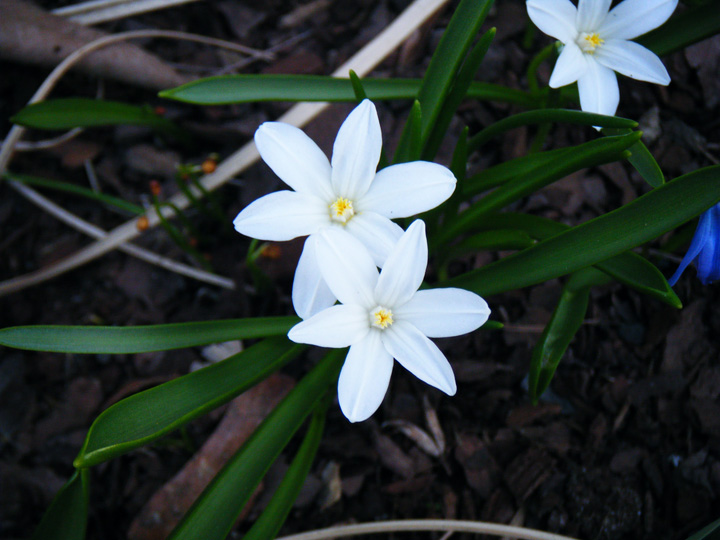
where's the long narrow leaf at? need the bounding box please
[31,469,89,540]
[4,172,144,215]
[529,268,609,403]
[467,109,637,152]
[444,165,720,296]
[464,213,680,307]
[604,128,664,187]
[242,402,327,540]
[0,316,299,353]
[74,338,303,467]
[168,349,345,540]
[158,76,537,107]
[433,132,640,247]
[685,517,720,540]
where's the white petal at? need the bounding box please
[599,0,678,40]
[315,227,378,308]
[233,191,328,241]
[548,42,587,88]
[576,0,611,32]
[292,237,337,320]
[338,331,393,422]
[594,40,670,85]
[395,288,490,338]
[576,59,619,117]
[358,161,456,219]
[288,304,369,347]
[375,220,427,308]
[345,211,404,267]
[381,321,456,396]
[526,0,578,43]
[331,100,382,200]
[254,122,333,199]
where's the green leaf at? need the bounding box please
[74,338,303,467]
[31,469,89,540]
[168,349,345,540]
[433,132,641,247]
[410,0,494,149]
[3,171,144,215]
[443,229,535,259]
[685,517,720,540]
[393,100,423,164]
[638,0,720,57]
[10,98,187,142]
[348,70,368,101]
[242,402,326,540]
[604,128,664,187]
[529,267,610,402]
[0,316,299,353]
[466,213,680,308]
[467,109,638,152]
[422,27,496,159]
[444,165,720,297]
[159,75,537,107]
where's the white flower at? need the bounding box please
[288,220,490,423]
[527,0,677,116]
[233,99,457,319]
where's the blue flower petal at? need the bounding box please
[668,203,720,286]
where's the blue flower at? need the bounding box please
[668,203,720,286]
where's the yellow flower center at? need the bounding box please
[577,32,604,54]
[370,306,394,329]
[330,197,354,223]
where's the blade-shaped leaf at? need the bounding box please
[168,349,345,540]
[604,128,664,187]
[11,99,186,142]
[464,213,680,307]
[444,165,720,296]
[31,469,89,540]
[467,109,638,152]
[74,338,303,467]
[242,402,327,540]
[433,132,640,247]
[0,316,299,353]
[159,76,537,107]
[529,268,610,403]
[685,517,720,540]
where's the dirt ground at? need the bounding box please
[1,1,719,539]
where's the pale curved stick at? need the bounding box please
[274,519,580,540]
[0,0,450,297]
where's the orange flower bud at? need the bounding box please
[136,216,149,231]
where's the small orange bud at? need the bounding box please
[149,180,162,197]
[136,216,149,231]
[201,158,217,174]
[261,244,282,260]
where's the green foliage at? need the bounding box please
[30,470,88,540]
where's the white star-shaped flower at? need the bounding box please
[233,99,456,319]
[288,220,490,423]
[527,0,677,116]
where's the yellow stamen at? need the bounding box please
[330,197,354,223]
[578,32,604,54]
[371,306,394,329]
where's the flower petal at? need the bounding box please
[576,0,611,32]
[395,288,490,338]
[233,191,328,241]
[548,42,587,88]
[292,237,337,320]
[315,227,378,308]
[375,220,427,308]
[668,205,717,286]
[331,100,382,200]
[358,161,456,219]
[599,0,678,40]
[576,59,619,117]
[526,0,578,43]
[345,211,404,267]
[254,122,333,199]
[338,331,393,422]
[381,321,456,396]
[594,40,670,85]
[288,304,369,347]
